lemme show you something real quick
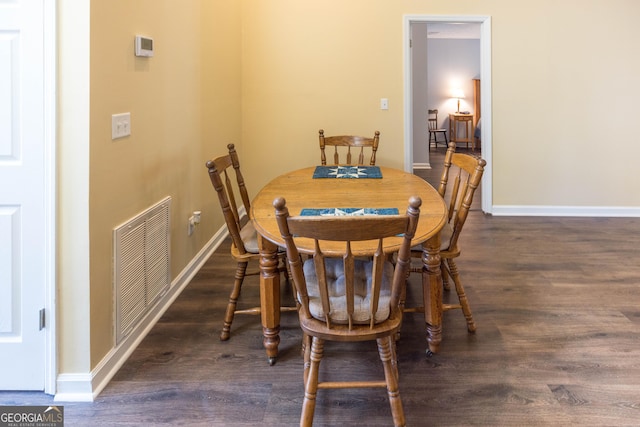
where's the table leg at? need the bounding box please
[449,118,455,143]
[471,120,477,151]
[258,235,280,365]
[421,233,443,355]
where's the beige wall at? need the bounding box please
[87,0,241,366]
[57,0,640,385]
[59,0,241,375]
[240,1,406,194]
[240,0,640,208]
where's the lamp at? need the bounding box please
[451,88,465,113]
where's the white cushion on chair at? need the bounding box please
[302,258,394,325]
[412,222,452,252]
[240,222,259,253]
[240,221,284,254]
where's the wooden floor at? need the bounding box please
[3,146,640,425]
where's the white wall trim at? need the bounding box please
[54,225,230,402]
[44,0,58,395]
[413,163,432,170]
[402,16,414,172]
[52,373,93,402]
[478,18,492,214]
[492,205,640,217]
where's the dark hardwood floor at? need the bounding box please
[3,146,640,425]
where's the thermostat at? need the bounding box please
[135,35,154,57]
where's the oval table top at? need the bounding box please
[251,166,447,255]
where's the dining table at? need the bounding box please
[250,165,448,365]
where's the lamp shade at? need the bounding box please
[451,88,465,99]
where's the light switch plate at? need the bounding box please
[380,98,389,110]
[112,113,131,139]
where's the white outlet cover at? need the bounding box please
[112,113,131,139]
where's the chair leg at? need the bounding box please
[441,259,451,291]
[302,333,312,386]
[301,337,323,427]
[220,261,248,341]
[442,131,448,147]
[377,336,406,427]
[446,259,476,333]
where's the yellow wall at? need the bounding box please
[87,0,241,365]
[57,0,640,383]
[240,1,406,194]
[57,0,240,373]
[240,0,640,207]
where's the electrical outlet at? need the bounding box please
[112,113,131,139]
[188,211,201,236]
[188,215,195,236]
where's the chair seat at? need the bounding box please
[240,221,259,253]
[303,258,394,325]
[412,222,452,252]
[239,221,285,255]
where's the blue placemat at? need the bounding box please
[313,165,382,179]
[300,208,399,217]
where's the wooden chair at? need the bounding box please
[274,196,421,427]
[407,142,485,340]
[206,144,294,341]
[318,129,380,165]
[428,109,448,150]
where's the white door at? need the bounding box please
[0,0,48,390]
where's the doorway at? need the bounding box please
[403,15,492,214]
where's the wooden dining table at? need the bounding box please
[251,165,448,364]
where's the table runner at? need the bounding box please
[312,165,382,179]
[300,208,399,216]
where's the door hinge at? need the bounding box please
[39,308,46,330]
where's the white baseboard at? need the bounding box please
[412,163,432,170]
[53,373,93,402]
[491,205,640,217]
[54,225,229,402]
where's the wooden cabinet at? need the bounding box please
[449,113,474,150]
[472,78,481,129]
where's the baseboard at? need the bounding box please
[412,162,432,170]
[53,373,94,402]
[54,225,229,402]
[491,205,640,217]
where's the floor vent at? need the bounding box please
[113,197,171,344]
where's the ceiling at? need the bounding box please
[426,22,481,39]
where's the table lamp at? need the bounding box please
[452,88,465,113]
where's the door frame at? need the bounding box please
[43,0,57,394]
[403,15,493,214]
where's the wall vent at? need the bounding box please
[113,197,171,344]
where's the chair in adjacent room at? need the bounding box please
[427,109,448,150]
[407,142,485,338]
[206,144,295,341]
[274,196,421,427]
[318,129,380,165]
